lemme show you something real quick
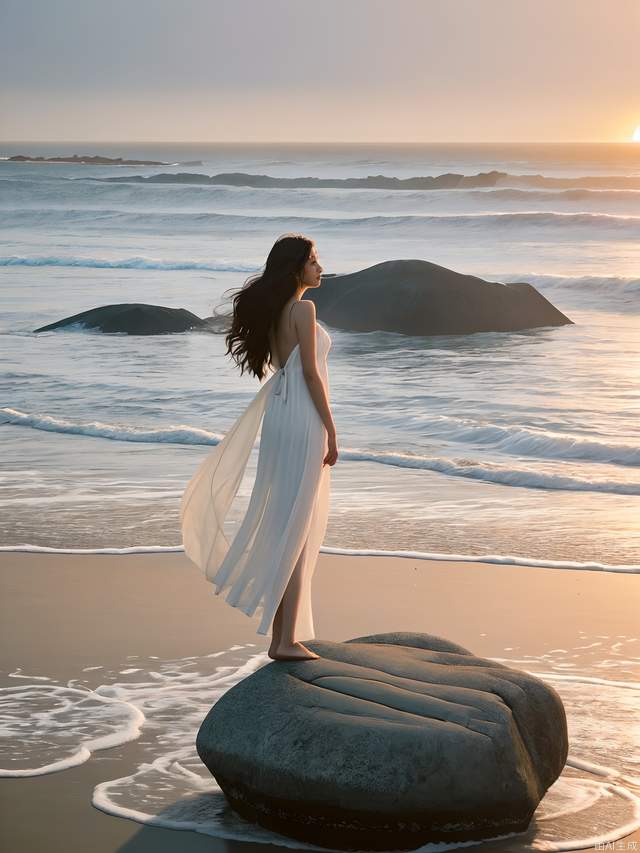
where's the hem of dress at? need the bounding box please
[211,583,316,642]
[212,584,273,637]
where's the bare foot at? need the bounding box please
[267,641,320,661]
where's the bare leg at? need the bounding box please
[267,544,319,661]
[270,597,284,648]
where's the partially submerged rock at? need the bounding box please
[34,303,206,335]
[308,259,572,335]
[196,632,568,850]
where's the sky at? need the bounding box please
[1,0,639,143]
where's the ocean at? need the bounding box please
[1,141,639,568]
[1,140,639,850]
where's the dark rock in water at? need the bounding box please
[199,313,231,334]
[33,303,206,335]
[308,259,572,335]
[196,632,568,851]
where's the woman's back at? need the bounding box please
[271,300,299,369]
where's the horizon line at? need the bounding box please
[1,139,637,146]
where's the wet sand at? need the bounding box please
[1,550,638,853]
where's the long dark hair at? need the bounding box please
[225,233,315,379]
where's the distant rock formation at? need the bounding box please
[33,303,206,335]
[95,170,640,190]
[9,154,168,166]
[196,632,568,850]
[98,169,509,188]
[307,259,572,335]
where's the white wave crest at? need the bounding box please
[3,207,640,236]
[0,407,224,445]
[0,255,257,272]
[342,446,640,495]
[3,407,638,496]
[442,419,640,466]
[0,542,637,572]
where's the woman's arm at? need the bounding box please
[294,300,336,440]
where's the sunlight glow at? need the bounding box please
[633,126,640,141]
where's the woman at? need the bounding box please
[180,234,338,662]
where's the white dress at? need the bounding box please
[180,320,332,643]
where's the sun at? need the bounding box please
[633,125,640,141]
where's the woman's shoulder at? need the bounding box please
[293,298,316,316]
[291,299,316,332]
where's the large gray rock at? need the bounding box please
[33,303,207,335]
[308,259,572,335]
[196,632,568,850]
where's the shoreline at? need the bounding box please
[1,542,637,574]
[1,550,639,852]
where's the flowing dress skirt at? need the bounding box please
[180,323,332,643]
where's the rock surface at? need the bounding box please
[196,632,568,850]
[308,259,572,335]
[33,303,206,335]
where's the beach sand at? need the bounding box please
[1,550,638,853]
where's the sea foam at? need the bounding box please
[0,255,256,272]
[0,542,637,572]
